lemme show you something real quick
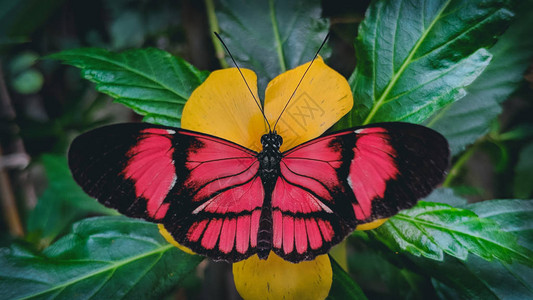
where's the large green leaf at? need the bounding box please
[48,48,209,127]
[26,155,117,247]
[214,0,329,97]
[374,201,533,265]
[341,0,515,127]
[328,257,367,300]
[514,141,533,199]
[427,1,533,155]
[407,199,533,299]
[1,217,203,299]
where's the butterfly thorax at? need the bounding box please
[257,132,283,185]
[256,132,283,259]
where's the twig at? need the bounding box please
[0,147,24,236]
[442,145,477,187]
[0,60,32,236]
[204,0,229,68]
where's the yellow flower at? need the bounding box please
[159,57,385,299]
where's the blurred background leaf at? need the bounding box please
[513,141,533,199]
[328,257,368,300]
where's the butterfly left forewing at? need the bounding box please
[272,122,449,261]
[69,123,263,262]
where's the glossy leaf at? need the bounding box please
[341,0,514,127]
[408,199,533,299]
[514,142,533,199]
[328,257,367,300]
[215,0,329,97]
[427,1,533,155]
[374,201,533,265]
[48,48,209,127]
[26,155,117,247]
[1,217,203,299]
[468,199,533,246]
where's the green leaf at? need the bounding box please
[468,199,533,246]
[1,216,203,299]
[342,0,515,127]
[514,142,533,199]
[427,1,533,155]
[26,155,117,247]
[328,257,367,300]
[424,187,468,207]
[48,48,209,127]
[214,0,329,97]
[374,201,533,265]
[407,199,533,299]
[347,236,434,299]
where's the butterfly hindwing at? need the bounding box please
[68,123,263,261]
[271,122,449,261]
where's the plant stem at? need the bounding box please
[269,0,286,72]
[442,144,477,187]
[204,0,228,68]
[0,61,25,236]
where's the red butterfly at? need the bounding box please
[68,35,449,263]
[69,121,448,263]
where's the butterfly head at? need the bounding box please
[260,132,283,151]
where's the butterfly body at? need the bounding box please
[69,122,449,263]
[255,132,284,259]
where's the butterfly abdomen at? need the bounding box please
[257,192,273,259]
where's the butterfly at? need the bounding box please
[69,120,449,263]
[68,35,449,263]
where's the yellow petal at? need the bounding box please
[233,253,332,300]
[181,68,267,151]
[264,56,353,151]
[355,218,388,231]
[158,224,196,255]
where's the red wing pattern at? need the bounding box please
[68,123,263,261]
[272,122,449,262]
[69,122,449,263]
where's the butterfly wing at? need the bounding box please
[272,122,449,262]
[68,123,263,261]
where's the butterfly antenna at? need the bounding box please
[214,32,272,133]
[272,33,330,131]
